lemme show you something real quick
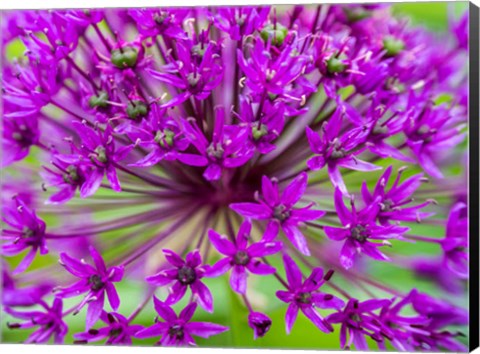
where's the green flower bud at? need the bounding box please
[155,129,175,148]
[88,91,109,109]
[126,100,149,121]
[326,57,347,74]
[383,37,405,57]
[111,47,139,69]
[252,124,268,141]
[260,23,288,46]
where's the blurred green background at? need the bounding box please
[1,2,469,349]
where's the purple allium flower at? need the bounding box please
[248,311,272,339]
[135,298,228,346]
[206,220,282,293]
[305,108,381,195]
[146,249,213,312]
[5,298,68,344]
[276,253,344,334]
[1,4,470,349]
[230,173,325,256]
[1,197,47,273]
[327,298,391,350]
[324,188,410,269]
[178,107,255,180]
[361,165,434,225]
[55,246,124,329]
[74,311,143,345]
[62,121,132,197]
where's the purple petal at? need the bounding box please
[246,260,276,275]
[230,265,247,294]
[153,296,177,322]
[105,283,120,311]
[301,306,332,333]
[163,249,185,267]
[282,253,302,289]
[86,293,105,330]
[106,165,121,192]
[186,322,229,338]
[285,303,299,334]
[261,176,279,206]
[191,280,213,312]
[205,257,233,277]
[208,229,236,256]
[283,224,311,256]
[281,172,308,208]
[229,202,272,219]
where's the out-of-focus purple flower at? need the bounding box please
[135,298,228,346]
[305,108,381,195]
[206,220,282,293]
[361,165,434,225]
[276,254,343,334]
[327,297,391,350]
[1,197,47,273]
[2,262,52,307]
[248,311,272,339]
[146,249,213,312]
[1,113,40,167]
[324,188,409,269]
[230,173,325,256]
[74,311,144,345]
[55,246,124,329]
[441,202,468,278]
[5,298,68,344]
[404,100,466,179]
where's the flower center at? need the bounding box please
[350,225,369,242]
[273,205,290,222]
[207,143,224,160]
[380,199,395,212]
[88,274,105,291]
[109,327,122,338]
[94,146,108,164]
[234,251,250,266]
[295,292,312,304]
[155,129,175,148]
[12,125,35,147]
[330,148,346,159]
[63,165,80,185]
[177,266,197,285]
[168,324,185,341]
[22,227,36,238]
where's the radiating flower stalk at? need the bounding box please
[0,4,470,350]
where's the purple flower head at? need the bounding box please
[238,38,312,105]
[305,108,381,195]
[5,298,68,344]
[206,220,282,293]
[361,165,434,225]
[55,246,124,329]
[147,40,223,108]
[248,311,272,339]
[64,121,132,197]
[41,154,88,204]
[276,254,344,334]
[135,298,228,346]
[237,98,285,154]
[327,297,391,350]
[324,188,410,269]
[1,197,47,274]
[127,105,190,167]
[146,249,213,312]
[230,173,325,256]
[212,7,270,40]
[74,311,143,345]
[63,9,104,28]
[178,108,255,181]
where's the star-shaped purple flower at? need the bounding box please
[324,188,409,269]
[55,246,124,329]
[146,249,213,312]
[276,253,344,334]
[6,298,68,344]
[74,311,144,345]
[1,197,47,274]
[135,298,228,346]
[206,220,282,293]
[230,173,325,256]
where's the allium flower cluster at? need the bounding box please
[1,4,470,351]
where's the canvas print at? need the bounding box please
[0,2,476,351]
